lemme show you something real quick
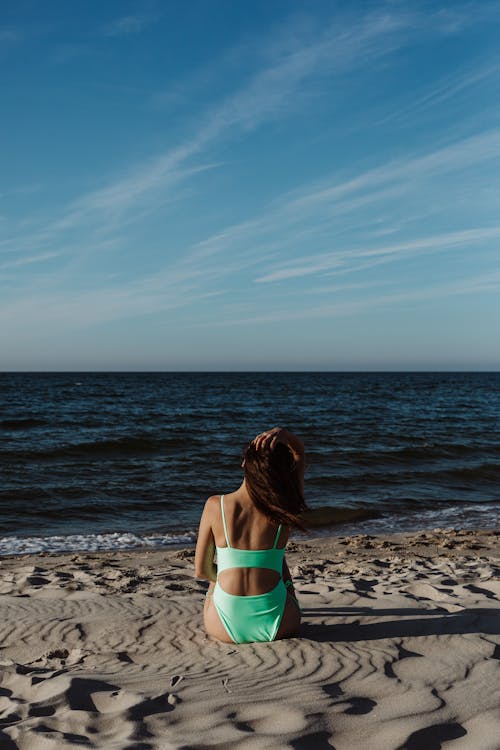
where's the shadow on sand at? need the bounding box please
[300,606,500,642]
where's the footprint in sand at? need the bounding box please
[227,704,309,734]
[90,688,141,713]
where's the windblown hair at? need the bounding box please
[242,441,307,530]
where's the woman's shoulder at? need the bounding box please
[204,495,222,512]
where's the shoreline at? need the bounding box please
[0,524,498,562]
[1,527,499,749]
[1,499,499,557]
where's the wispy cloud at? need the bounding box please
[286,128,500,213]
[0,257,222,335]
[256,226,500,283]
[179,124,500,285]
[198,268,500,328]
[0,183,43,200]
[429,3,500,33]
[375,60,500,128]
[102,14,157,37]
[50,160,217,231]
[0,251,64,271]
[0,28,20,43]
[194,8,414,140]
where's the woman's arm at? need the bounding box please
[194,497,218,583]
[282,555,301,611]
[282,556,293,585]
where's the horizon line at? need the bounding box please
[1,369,500,375]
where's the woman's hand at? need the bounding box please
[253,427,288,451]
[253,429,305,489]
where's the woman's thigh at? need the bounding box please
[203,585,234,643]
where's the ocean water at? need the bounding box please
[0,372,498,555]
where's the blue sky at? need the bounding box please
[1,0,500,370]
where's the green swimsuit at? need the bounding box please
[212,495,288,643]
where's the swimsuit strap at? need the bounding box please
[220,495,231,547]
[272,523,283,549]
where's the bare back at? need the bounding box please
[213,492,289,596]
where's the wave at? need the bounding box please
[0,530,197,557]
[435,462,500,481]
[319,501,500,538]
[303,506,380,527]
[2,435,184,460]
[309,459,500,488]
[0,495,177,518]
[0,418,47,430]
[331,443,500,465]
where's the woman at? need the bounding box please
[195,427,307,643]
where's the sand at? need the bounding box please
[0,527,499,750]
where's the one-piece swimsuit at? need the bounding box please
[211,495,288,643]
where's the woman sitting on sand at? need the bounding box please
[195,427,306,643]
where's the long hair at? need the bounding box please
[242,441,307,530]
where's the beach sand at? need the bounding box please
[0,527,499,749]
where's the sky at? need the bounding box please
[1,0,500,371]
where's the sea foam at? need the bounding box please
[0,530,196,556]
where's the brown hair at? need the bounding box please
[242,441,307,530]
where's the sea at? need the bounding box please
[0,372,498,556]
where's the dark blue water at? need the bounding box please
[0,372,498,554]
